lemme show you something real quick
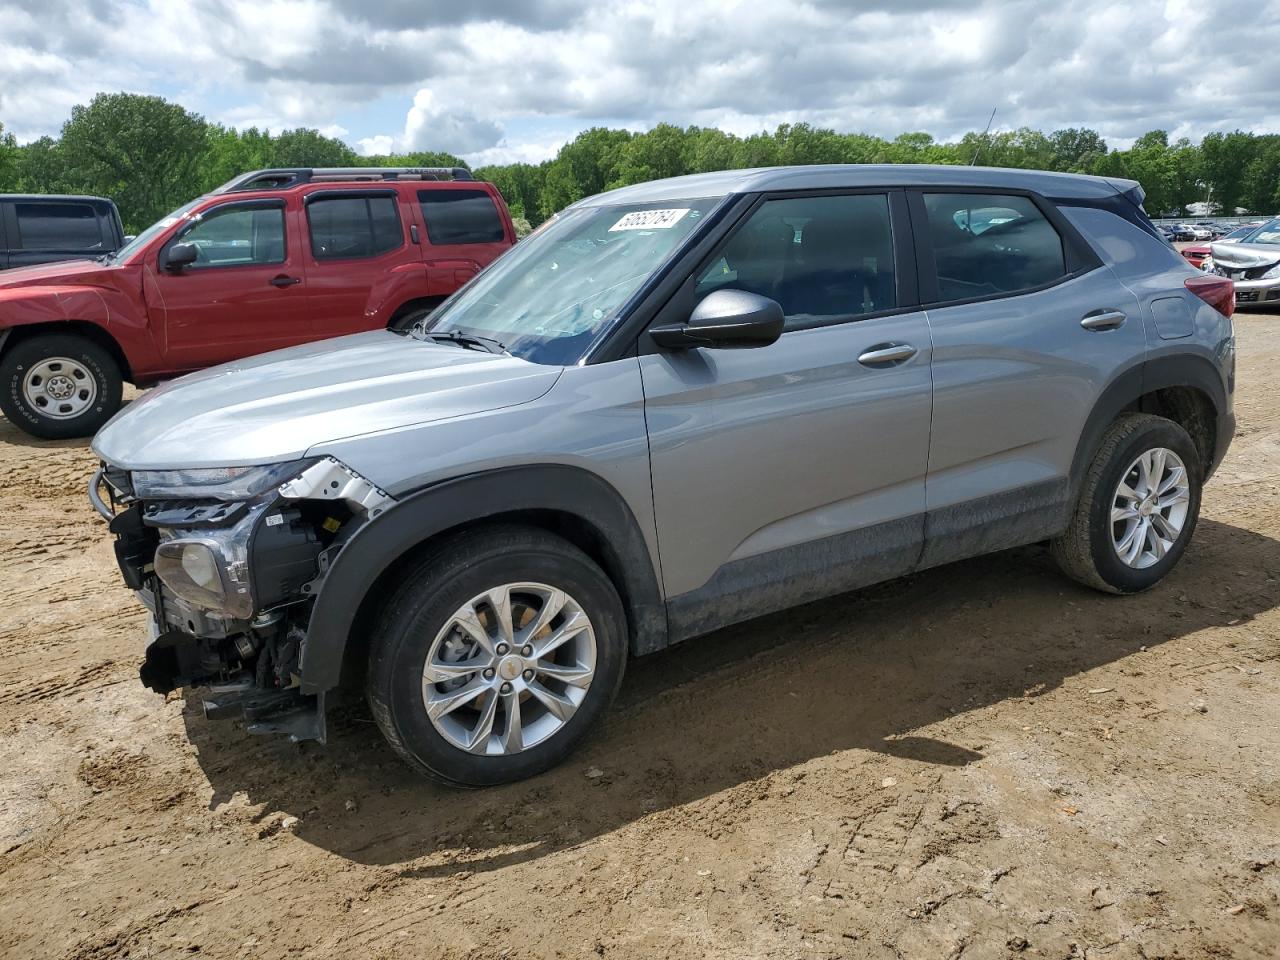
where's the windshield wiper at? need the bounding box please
[418,329,509,356]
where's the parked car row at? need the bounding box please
[1179,221,1265,268]
[85,164,1237,785]
[0,168,516,438]
[1154,220,1250,243]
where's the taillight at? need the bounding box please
[1185,274,1234,318]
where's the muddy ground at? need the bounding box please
[1,313,1278,960]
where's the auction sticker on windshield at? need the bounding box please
[609,208,690,231]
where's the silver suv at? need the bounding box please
[91,165,1237,786]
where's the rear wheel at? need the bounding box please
[1052,413,1202,594]
[388,302,443,333]
[0,333,123,439]
[366,525,627,786]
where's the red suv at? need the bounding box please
[0,167,515,438]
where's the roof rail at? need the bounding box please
[214,167,474,193]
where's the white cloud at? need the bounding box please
[463,134,574,168]
[356,134,397,156]
[3,0,1280,161]
[402,89,504,154]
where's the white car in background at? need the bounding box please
[1208,217,1280,307]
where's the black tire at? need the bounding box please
[1052,413,1203,594]
[366,525,627,787]
[388,302,441,333]
[0,333,123,439]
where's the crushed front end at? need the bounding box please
[90,458,395,742]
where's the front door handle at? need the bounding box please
[858,342,918,367]
[270,275,302,288]
[1081,308,1126,331]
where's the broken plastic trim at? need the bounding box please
[276,457,395,517]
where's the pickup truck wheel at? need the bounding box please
[366,525,627,787]
[1052,414,1202,594]
[388,302,442,333]
[0,334,123,439]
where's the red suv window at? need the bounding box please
[307,193,403,260]
[418,189,505,245]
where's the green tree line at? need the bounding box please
[2,93,1279,234]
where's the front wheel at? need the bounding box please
[0,333,123,439]
[366,525,627,786]
[1052,413,1202,594]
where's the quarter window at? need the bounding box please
[418,189,506,245]
[922,193,1067,302]
[307,194,403,260]
[696,194,897,330]
[176,204,285,268]
[15,202,103,251]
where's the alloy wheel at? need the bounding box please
[421,582,597,756]
[1110,447,1191,569]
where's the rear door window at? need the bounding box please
[920,193,1066,303]
[15,202,104,251]
[306,193,403,260]
[418,189,506,245]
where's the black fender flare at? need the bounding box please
[1069,352,1230,500]
[297,464,668,695]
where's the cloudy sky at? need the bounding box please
[2,0,1278,165]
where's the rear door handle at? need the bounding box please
[1081,309,1126,331]
[858,342,918,366]
[270,275,302,288]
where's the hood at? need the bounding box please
[91,330,563,470]
[0,258,117,290]
[1209,241,1280,269]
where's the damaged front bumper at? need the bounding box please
[91,458,395,743]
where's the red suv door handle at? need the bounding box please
[270,275,302,288]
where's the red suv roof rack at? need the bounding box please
[214,167,474,193]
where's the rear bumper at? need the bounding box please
[1210,410,1235,480]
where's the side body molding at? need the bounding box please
[297,464,667,694]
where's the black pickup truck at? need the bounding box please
[1,195,125,269]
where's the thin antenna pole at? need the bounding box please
[970,107,997,165]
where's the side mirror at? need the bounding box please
[164,242,199,272]
[649,289,784,350]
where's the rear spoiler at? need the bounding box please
[1105,178,1147,212]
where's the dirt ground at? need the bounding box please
[1,314,1278,960]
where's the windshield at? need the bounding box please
[1222,224,1258,241]
[111,198,204,261]
[419,198,721,364]
[1242,217,1280,245]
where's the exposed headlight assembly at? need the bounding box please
[132,460,317,501]
[152,499,271,620]
[155,539,243,617]
[1262,263,1280,280]
[143,457,394,622]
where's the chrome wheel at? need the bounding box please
[1111,447,1190,569]
[421,582,596,756]
[22,357,98,420]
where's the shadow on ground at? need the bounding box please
[186,517,1280,873]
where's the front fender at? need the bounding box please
[297,464,668,695]
[0,284,111,328]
